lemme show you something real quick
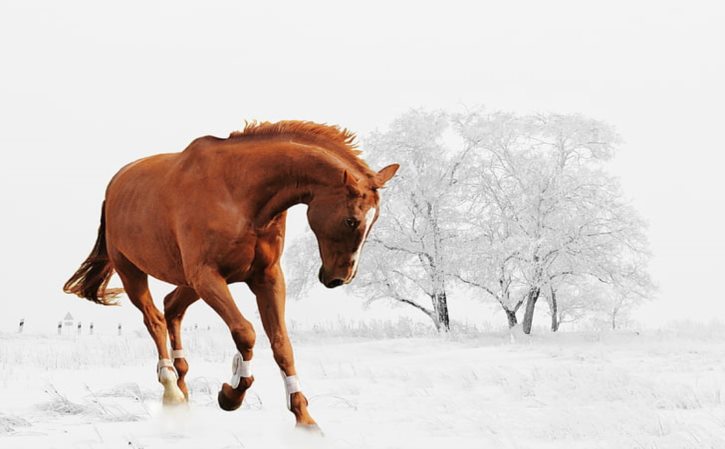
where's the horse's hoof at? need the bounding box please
[295,422,324,436]
[217,382,244,411]
[162,388,187,406]
[163,394,188,407]
[161,374,187,406]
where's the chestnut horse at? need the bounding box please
[63,121,399,429]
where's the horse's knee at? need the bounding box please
[230,322,256,352]
[270,334,293,368]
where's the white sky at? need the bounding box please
[1,0,723,333]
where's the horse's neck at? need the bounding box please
[237,144,344,227]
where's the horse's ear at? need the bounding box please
[374,163,400,188]
[342,170,363,197]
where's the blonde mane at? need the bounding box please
[229,120,375,178]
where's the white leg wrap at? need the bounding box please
[230,352,252,389]
[172,349,185,359]
[157,358,177,382]
[281,370,302,410]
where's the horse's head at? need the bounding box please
[307,164,399,288]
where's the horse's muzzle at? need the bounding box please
[318,266,345,289]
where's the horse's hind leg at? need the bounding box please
[163,286,199,400]
[112,254,185,406]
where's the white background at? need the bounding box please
[1,0,723,333]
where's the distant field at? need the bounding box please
[1,328,724,448]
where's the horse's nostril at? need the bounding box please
[326,279,344,288]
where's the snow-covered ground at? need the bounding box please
[1,326,724,449]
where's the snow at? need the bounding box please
[1,328,724,448]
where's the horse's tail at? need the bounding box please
[63,201,123,305]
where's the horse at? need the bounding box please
[63,121,399,429]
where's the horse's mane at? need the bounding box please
[229,120,375,178]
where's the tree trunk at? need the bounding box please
[550,288,559,332]
[433,291,450,332]
[611,308,618,330]
[522,287,540,335]
[505,309,518,328]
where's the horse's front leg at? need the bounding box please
[190,268,256,411]
[248,266,318,429]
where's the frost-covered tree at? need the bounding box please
[283,230,320,302]
[449,112,531,328]
[542,277,605,331]
[349,109,482,331]
[591,241,655,329]
[286,108,654,334]
[455,110,653,333]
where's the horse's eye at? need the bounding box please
[344,217,359,229]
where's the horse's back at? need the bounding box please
[105,136,223,223]
[108,135,220,191]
